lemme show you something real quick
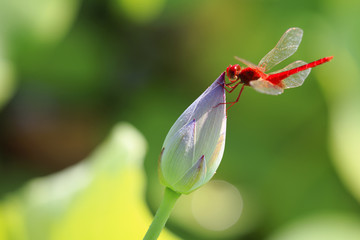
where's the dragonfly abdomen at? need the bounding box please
[266,56,333,85]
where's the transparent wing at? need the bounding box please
[249,78,284,95]
[269,60,311,89]
[234,56,258,68]
[258,27,303,72]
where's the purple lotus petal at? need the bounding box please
[172,155,206,193]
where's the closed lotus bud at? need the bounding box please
[158,73,227,194]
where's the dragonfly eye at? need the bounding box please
[226,64,241,81]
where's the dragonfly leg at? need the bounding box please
[225,78,239,85]
[225,84,245,105]
[213,84,245,113]
[217,80,241,93]
[224,81,242,92]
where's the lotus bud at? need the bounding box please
[158,73,227,194]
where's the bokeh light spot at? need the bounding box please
[191,180,243,231]
[114,0,166,23]
[0,58,15,110]
[267,213,360,240]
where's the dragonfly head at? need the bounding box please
[226,64,241,82]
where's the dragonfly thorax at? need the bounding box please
[239,67,262,85]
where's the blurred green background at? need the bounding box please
[1,0,360,239]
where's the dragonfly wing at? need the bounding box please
[234,56,258,68]
[269,60,311,89]
[258,27,303,72]
[249,78,284,95]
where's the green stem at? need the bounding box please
[143,187,181,240]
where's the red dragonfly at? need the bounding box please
[222,27,333,109]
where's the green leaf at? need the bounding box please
[0,123,180,240]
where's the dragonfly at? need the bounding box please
[221,27,333,109]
